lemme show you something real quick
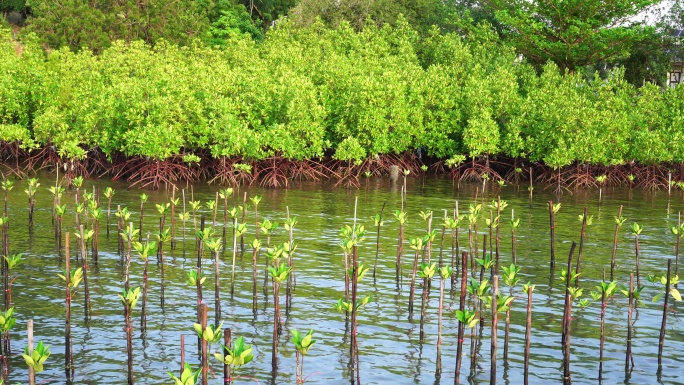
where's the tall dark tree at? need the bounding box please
[483,0,661,72]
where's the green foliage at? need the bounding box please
[291,329,316,355]
[119,287,142,309]
[22,341,50,373]
[193,321,224,344]
[0,18,682,171]
[0,307,16,334]
[214,336,254,368]
[27,0,214,52]
[168,363,201,385]
[486,0,660,72]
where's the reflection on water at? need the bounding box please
[2,175,683,384]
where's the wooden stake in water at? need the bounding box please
[374,203,386,281]
[549,201,556,267]
[657,259,672,370]
[625,274,634,372]
[224,329,232,384]
[27,319,34,385]
[455,251,467,384]
[523,284,534,385]
[180,334,185,375]
[575,207,588,288]
[64,233,74,381]
[79,225,91,321]
[200,305,208,385]
[610,206,624,281]
[491,276,499,385]
[561,242,576,352]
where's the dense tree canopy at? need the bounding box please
[484,0,661,72]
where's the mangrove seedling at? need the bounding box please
[610,209,626,280]
[187,270,206,287]
[268,262,291,362]
[169,363,201,385]
[522,282,535,383]
[139,193,148,241]
[591,280,618,377]
[190,200,201,231]
[104,187,114,237]
[231,223,247,296]
[24,178,40,228]
[575,210,592,287]
[372,210,384,280]
[631,222,643,287]
[133,239,157,333]
[291,329,316,384]
[250,195,262,238]
[408,235,426,314]
[204,237,223,326]
[671,222,684,275]
[596,175,607,200]
[4,253,21,306]
[437,266,452,346]
[417,262,437,340]
[259,219,278,248]
[394,210,407,280]
[549,202,561,267]
[23,340,50,384]
[502,264,521,360]
[0,307,16,357]
[193,321,224,345]
[214,336,254,384]
[251,239,262,311]
[119,286,141,385]
[510,212,521,264]
[219,188,233,253]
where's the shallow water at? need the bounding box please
[2,176,683,384]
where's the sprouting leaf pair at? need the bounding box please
[0,307,16,333]
[119,287,142,309]
[193,321,223,344]
[168,363,201,385]
[455,309,479,328]
[187,270,206,286]
[22,341,50,373]
[291,329,316,355]
[214,336,254,368]
[58,267,84,289]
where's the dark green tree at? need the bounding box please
[484,0,661,72]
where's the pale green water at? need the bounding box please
[1,175,682,384]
